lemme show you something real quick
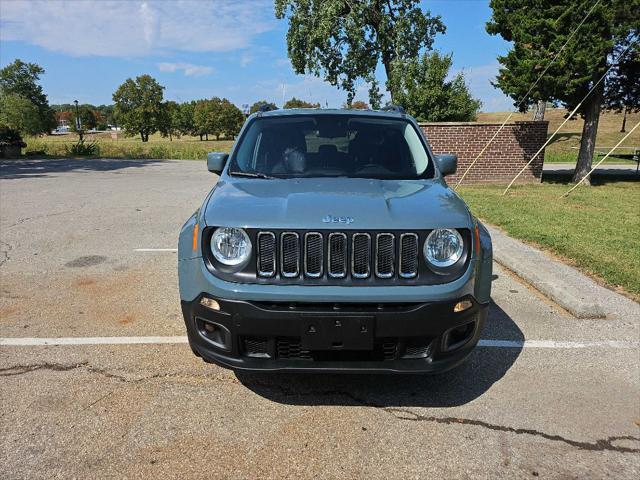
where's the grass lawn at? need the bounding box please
[24,132,234,160]
[458,181,640,300]
[478,108,640,165]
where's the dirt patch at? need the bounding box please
[0,305,18,320]
[118,314,135,325]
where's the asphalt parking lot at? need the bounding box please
[1,158,639,479]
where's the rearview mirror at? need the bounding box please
[207,152,228,174]
[435,154,458,177]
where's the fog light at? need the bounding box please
[200,297,220,311]
[453,300,473,313]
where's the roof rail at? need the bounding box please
[381,104,405,114]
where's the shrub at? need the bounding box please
[65,139,100,156]
[0,124,26,147]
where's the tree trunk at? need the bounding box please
[169,132,172,141]
[573,82,604,185]
[205,133,209,141]
[620,105,627,132]
[140,131,145,142]
[533,100,546,121]
[199,134,203,141]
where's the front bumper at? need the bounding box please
[182,295,488,373]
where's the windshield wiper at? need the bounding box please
[229,171,275,179]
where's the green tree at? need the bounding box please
[218,99,245,138]
[388,51,481,122]
[158,101,181,140]
[275,0,445,104]
[605,44,640,132]
[193,98,221,140]
[487,0,640,183]
[112,75,165,142]
[70,104,98,132]
[249,100,277,113]
[283,97,320,109]
[176,101,196,137]
[0,59,55,134]
[0,94,44,135]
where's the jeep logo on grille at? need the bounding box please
[322,215,354,225]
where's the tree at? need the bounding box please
[275,0,445,104]
[193,98,223,140]
[112,75,165,142]
[218,99,245,138]
[487,0,639,184]
[0,93,44,135]
[343,100,369,109]
[176,101,196,137]
[388,52,481,122]
[283,97,320,109]
[604,44,640,132]
[249,100,277,113]
[70,104,97,132]
[158,101,181,140]
[0,59,56,134]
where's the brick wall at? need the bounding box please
[420,121,548,184]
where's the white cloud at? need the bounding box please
[157,62,213,76]
[0,0,274,57]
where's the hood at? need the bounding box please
[203,177,472,230]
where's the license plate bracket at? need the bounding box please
[300,315,374,350]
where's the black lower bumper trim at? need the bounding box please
[182,295,488,373]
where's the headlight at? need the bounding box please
[210,227,251,266]
[424,228,464,268]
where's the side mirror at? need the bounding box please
[207,152,228,174]
[435,154,458,177]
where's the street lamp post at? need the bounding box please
[74,100,83,141]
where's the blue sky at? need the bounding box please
[0,0,513,111]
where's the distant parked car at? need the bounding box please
[178,107,493,373]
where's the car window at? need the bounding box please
[228,114,433,179]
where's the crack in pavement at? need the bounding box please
[385,408,640,454]
[3,363,639,455]
[242,381,640,455]
[0,240,12,267]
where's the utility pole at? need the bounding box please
[74,100,83,142]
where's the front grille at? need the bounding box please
[304,232,323,277]
[277,338,311,359]
[257,232,276,277]
[328,233,347,278]
[352,233,371,278]
[242,337,270,358]
[375,233,395,278]
[277,337,398,362]
[399,233,419,278]
[257,230,427,281]
[280,232,300,277]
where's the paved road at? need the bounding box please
[1,159,639,479]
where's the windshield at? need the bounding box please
[228,114,433,179]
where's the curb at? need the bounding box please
[486,225,607,319]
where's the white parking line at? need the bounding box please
[134,248,177,252]
[0,336,188,346]
[0,337,638,348]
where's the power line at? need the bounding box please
[454,0,602,189]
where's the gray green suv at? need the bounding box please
[178,107,492,373]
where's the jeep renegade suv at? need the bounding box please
[178,108,492,373]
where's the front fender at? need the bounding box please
[474,221,493,303]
